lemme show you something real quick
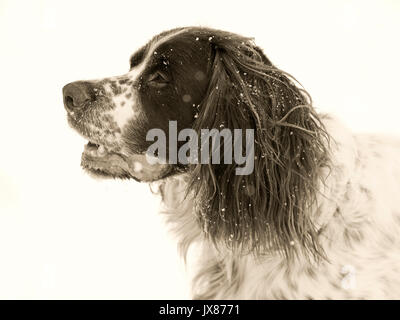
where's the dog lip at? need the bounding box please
[80,141,130,177]
[66,115,103,146]
[82,140,123,161]
[81,165,113,178]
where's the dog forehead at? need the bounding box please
[129,29,190,69]
[127,28,215,82]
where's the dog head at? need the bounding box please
[63,27,211,181]
[63,27,330,259]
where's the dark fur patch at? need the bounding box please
[180,28,331,261]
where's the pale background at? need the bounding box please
[0,0,399,299]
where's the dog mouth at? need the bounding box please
[80,140,172,181]
[81,141,133,178]
[84,141,112,158]
[67,112,172,181]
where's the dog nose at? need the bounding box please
[63,81,94,113]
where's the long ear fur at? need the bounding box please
[188,30,331,261]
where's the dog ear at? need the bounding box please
[187,31,330,261]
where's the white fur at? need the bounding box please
[107,93,139,129]
[160,115,400,299]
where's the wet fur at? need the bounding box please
[154,28,400,299]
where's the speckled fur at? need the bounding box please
[160,115,400,299]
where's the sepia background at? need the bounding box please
[0,0,399,298]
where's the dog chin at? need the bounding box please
[80,142,171,182]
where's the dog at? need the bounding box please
[63,27,400,299]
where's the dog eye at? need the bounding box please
[148,71,169,88]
